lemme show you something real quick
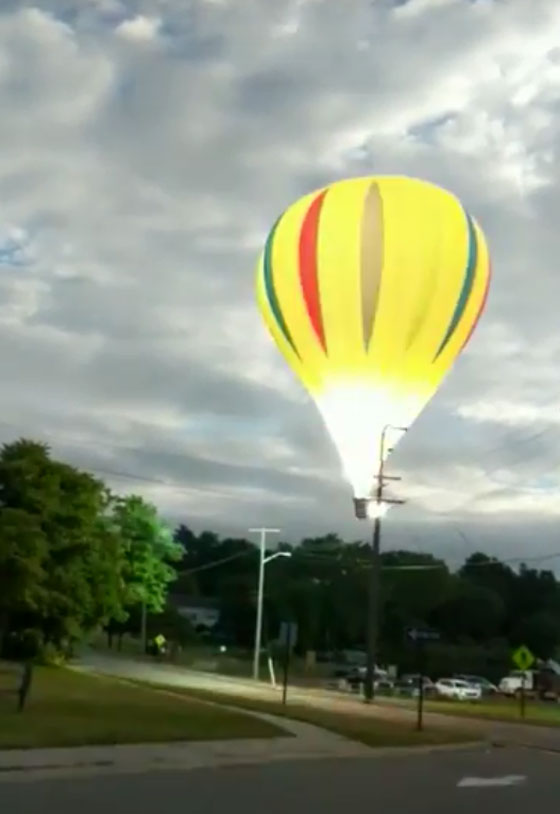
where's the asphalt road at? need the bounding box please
[2,748,559,813]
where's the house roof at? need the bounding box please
[169,594,220,610]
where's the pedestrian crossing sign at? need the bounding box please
[512,644,535,671]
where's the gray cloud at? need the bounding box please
[1,1,560,568]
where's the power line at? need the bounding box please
[89,466,208,497]
[178,549,255,576]
[382,551,560,572]
[291,544,560,571]
[2,416,560,519]
[4,422,560,580]
[0,421,220,499]
[419,449,557,516]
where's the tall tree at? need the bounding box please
[0,439,127,652]
[110,494,183,615]
[0,507,47,647]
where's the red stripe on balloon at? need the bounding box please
[459,260,491,354]
[299,189,328,352]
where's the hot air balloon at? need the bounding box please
[256,176,490,516]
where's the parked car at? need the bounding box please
[536,665,560,701]
[499,670,534,697]
[454,674,498,695]
[435,678,482,701]
[394,675,436,698]
[345,666,391,691]
[499,667,560,700]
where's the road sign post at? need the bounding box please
[417,654,425,732]
[279,622,297,706]
[512,645,535,720]
[406,628,440,732]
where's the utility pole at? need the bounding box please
[363,425,406,703]
[249,527,280,681]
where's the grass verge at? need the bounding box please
[376,693,560,728]
[149,685,476,749]
[423,698,560,727]
[0,664,286,750]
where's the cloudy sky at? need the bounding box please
[1,0,560,565]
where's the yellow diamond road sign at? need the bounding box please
[512,645,535,671]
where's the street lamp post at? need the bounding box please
[249,528,291,681]
[363,424,407,703]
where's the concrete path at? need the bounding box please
[78,652,560,753]
[0,721,373,783]
[0,683,376,782]
[0,655,485,783]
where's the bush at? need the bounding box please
[36,642,66,666]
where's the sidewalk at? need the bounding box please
[0,719,485,784]
[0,709,377,783]
[0,676,488,783]
[78,653,560,753]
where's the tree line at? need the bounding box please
[2,438,559,679]
[173,528,560,679]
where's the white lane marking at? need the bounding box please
[458,775,527,788]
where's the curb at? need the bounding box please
[491,739,560,755]
[0,740,488,780]
[0,759,114,774]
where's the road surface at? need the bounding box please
[2,747,559,813]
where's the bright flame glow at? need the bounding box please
[367,501,391,520]
[315,382,415,498]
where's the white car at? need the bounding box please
[435,678,482,701]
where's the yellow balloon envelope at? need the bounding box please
[256,176,491,499]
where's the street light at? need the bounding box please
[366,501,391,520]
[264,551,292,566]
[249,528,292,681]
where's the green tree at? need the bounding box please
[511,611,560,659]
[111,495,182,615]
[0,507,47,648]
[0,439,128,653]
[433,581,506,642]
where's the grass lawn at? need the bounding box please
[149,685,476,749]
[0,663,286,750]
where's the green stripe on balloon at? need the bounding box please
[434,210,478,360]
[263,217,300,358]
